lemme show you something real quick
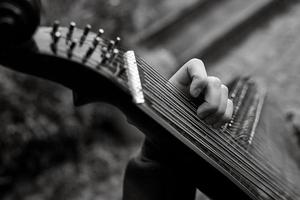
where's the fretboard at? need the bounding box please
[130,57,300,200]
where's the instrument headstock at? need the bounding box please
[0,0,142,108]
[48,21,133,105]
[0,21,136,108]
[47,21,125,78]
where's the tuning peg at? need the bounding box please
[114,36,121,46]
[114,64,125,77]
[83,45,97,63]
[80,24,91,46]
[67,40,77,58]
[111,48,119,62]
[92,36,101,47]
[66,21,76,44]
[50,31,61,54]
[108,48,120,66]
[97,28,104,38]
[53,31,61,43]
[107,40,115,52]
[51,20,60,37]
[100,51,109,65]
[100,48,119,66]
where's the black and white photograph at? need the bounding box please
[0,0,300,199]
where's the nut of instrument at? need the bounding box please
[124,50,145,104]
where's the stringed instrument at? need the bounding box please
[0,1,300,199]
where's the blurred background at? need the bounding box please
[1,0,300,199]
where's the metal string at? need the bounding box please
[53,35,299,199]
[135,58,295,199]
[95,42,298,198]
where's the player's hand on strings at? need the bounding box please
[169,58,233,128]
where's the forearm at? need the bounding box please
[123,138,196,200]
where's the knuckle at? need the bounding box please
[194,76,208,87]
[189,58,204,67]
[227,99,233,112]
[201,76,209,83]
[208,76,221,87]
[221,84,228,93]
[191,74,201,81]
[188,59,205,73]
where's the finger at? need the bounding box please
[213,99,233,128]
[169,58,207,94]
[196,76,221,119]
[189,74,208,98]
[205,84,228,124]
[224,99,233,122]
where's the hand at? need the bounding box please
[169,59,233,128]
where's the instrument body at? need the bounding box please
[0,26,299,200]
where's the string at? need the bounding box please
[137,61,294,198]
[141,75,284,199]
[134,55,300,198]
[84,37,298,197]
[120,54,298,197]
[52,34,299,198]
[90,40,298,197]
[94,41,290,195]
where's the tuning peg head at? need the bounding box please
[69,22,76,29]
[115,36,121,46]
[93,36,101,47]
[51,20,60,37]
[97,28,104,38]
[108,40,115,51]
[83,24,92,35]
[100,47,119,66]
[110,48,119,62]
[53,31,61,44]
[66,21,76,43]
[50,31,61,54]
